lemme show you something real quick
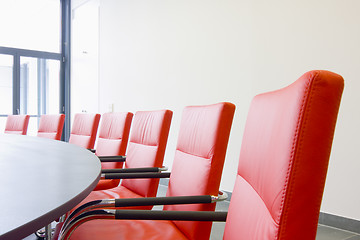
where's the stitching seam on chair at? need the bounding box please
[176,148,211,161]
[276,71,318,239]
[71,133,91,137]
[237,173,278,225]
[129,141,157,147]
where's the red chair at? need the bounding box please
[4,114,30,135]
[60,70,343,240]
[93,112,134,191]
[51,109,173,239]
[60,102,236,240]
[223,70,343,239]
[68,113,101,149]
[72,109,173,205]
[37,114,65,140]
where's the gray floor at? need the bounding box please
[24,184,360,240]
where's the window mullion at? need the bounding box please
[13,54,20,115]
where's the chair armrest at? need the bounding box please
[101,167,168,174]
[71,193,224,220]
[61,194,219,233]
[101,172,171,179]
[114,195,214,207]
[114,209,227,221]
[98,155,126,162]
[60,210,227,240]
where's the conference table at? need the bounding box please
[0,134,101,240]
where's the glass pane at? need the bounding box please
[47,59,60,114]
[20,57,38,115]
[20,57,60,135]
[0,0,60,53]
[0,54,13,114]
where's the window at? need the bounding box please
[0,0,70,139]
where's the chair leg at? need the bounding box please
[45,224,52,240]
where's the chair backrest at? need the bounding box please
[69,113,101,149]
[95,112,133,170]
[223,70,344,240]
[37,114,65,140]
[120,109,173,198]
[163,102,235,240]
[4,115,30,135]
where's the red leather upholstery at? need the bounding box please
[37,114,65,140]
[4,115,30,135]
[163,102,235,240]
[68,113,101,149]
[93,112,133,191]
[121,110,173,198]
[223,70,344,240]
[69,220,189,240]
[72,109,172,208]
[69,103,235,240]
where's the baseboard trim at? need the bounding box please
[318,212,360,234]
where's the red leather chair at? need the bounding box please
[37,114,65,140]
[73,109,173,205]
[4,114,30,135]
[68,113,101,149]
[222,70,343,239]
[60,70,343,240]
[51,109,173,239]
[60,102,235,240]
[93,112,134,191]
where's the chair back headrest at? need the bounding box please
[69,113,101,149]
[37,114,65,140]
[4,115,30,135]
[121,110,173,198]
[164,102,235,240]
[224,70,344,240]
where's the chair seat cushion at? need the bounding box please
[74,186,153,211]
[69,219,188,240]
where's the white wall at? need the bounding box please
[71,0,100,117]
[97,0,360,221]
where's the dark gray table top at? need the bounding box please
[0,134,101,240]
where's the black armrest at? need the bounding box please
[60,209,227,239]
[61,195,215,233]
[88,149,96,153]
[98,155,126,162]
[114,195,212,207]
[101,167,167,174]
[102,172,171,179]
[114,209,228,221]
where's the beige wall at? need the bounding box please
[96,0,360,221]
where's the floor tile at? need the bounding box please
[316,225,357,240]
[346,235,360,240]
